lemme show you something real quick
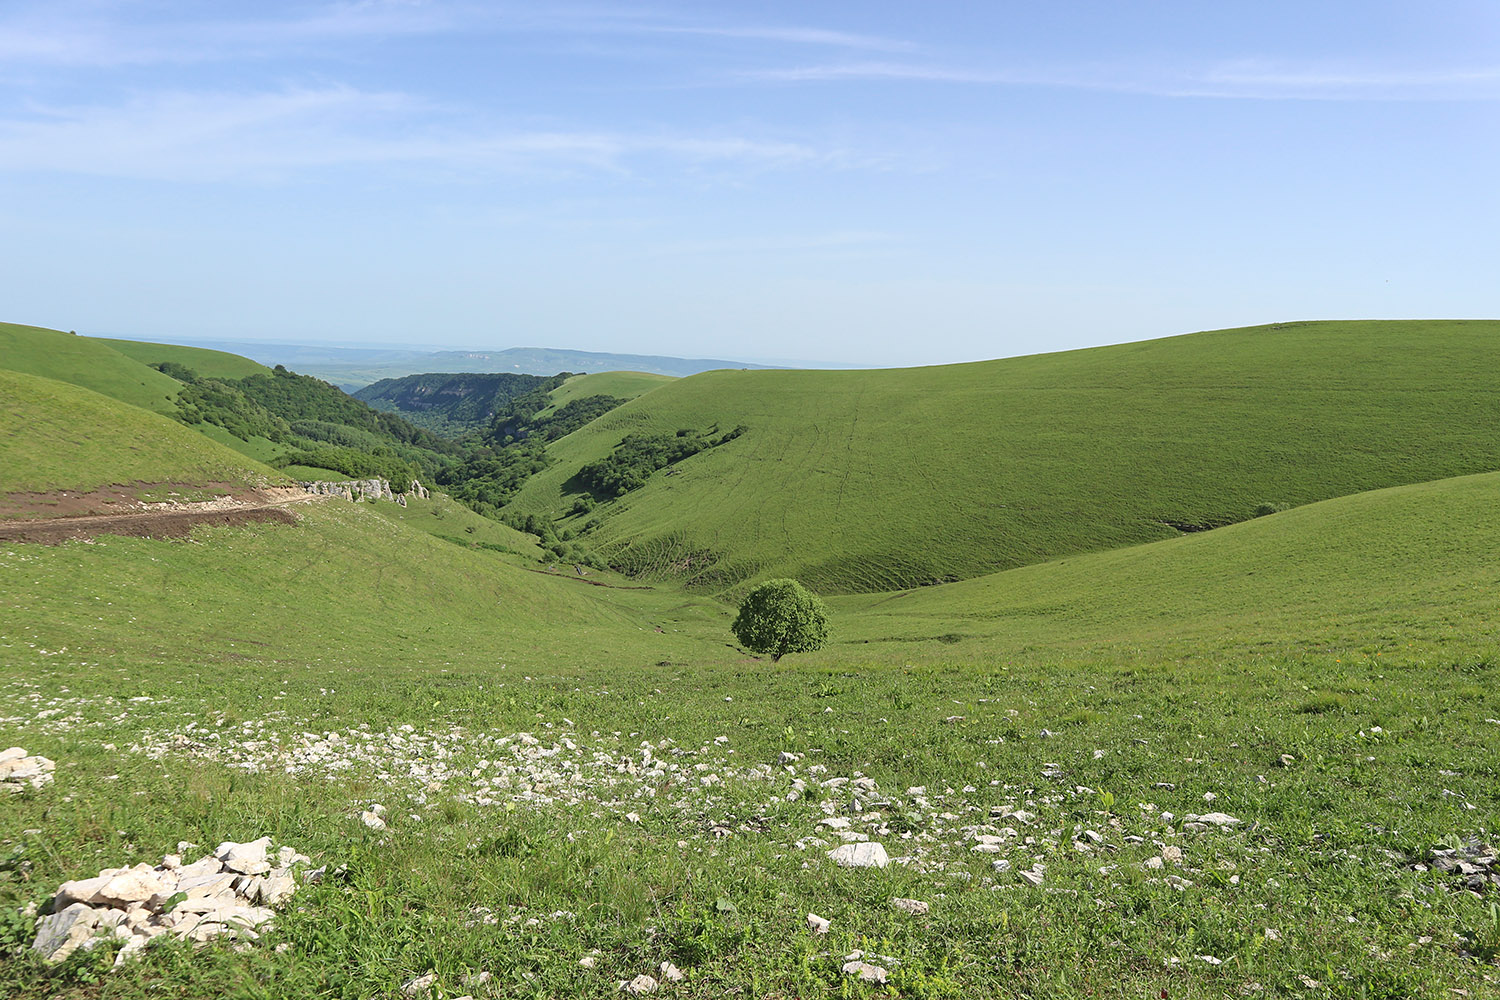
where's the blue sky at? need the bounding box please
[1,1,1496,366]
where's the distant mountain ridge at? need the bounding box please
[115,339,780,390]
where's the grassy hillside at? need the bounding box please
[0,369,281,495]
[96,337,274,380]
[508,320,1500,595]
[0,322,181,415]
[536,371,675,417]
[2,438,1497,996]
[835,468,1500,655]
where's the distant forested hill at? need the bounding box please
[354,373,556,435]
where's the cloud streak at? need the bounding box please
[0,86,838,182]
[742,59,1500,101]
[0,2,915,69]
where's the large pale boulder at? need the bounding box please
[826,842,890,868]
[32,903,104,963]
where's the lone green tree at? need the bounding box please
[731,579,829,661]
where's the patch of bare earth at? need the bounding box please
[0,485,320,544]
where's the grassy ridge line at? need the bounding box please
[536,371,676,418]
[0,369,281,494]
[96,337,274,380]
[0,322,182,415]
[509,320,1500,595]
[833,469,1500,655]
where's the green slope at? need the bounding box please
[0,499,724,679]
[834,469,1500,655]
[536,371,675,417]
[508,320,1500,595]
[97,337,274,379]
[0,322,182,414]
[0,369,280,494]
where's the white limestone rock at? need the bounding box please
[891,897,929,915]
[217,837,274,875]
[32,902,105,963]
[620,973,659,994]
[842,960,890,984]
[806,912,831,934]
[826,842,890,868]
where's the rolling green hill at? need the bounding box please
[507,320,1500,595]
[536,371,675,418]
[97,337,274,380]
[0,368,281,494]
[0,322,182,415]
[835,468,1500,656]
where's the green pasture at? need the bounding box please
[536,371,676,417]
[2,319,1499,997]
[0,369,279,495]
[509,319,1500,597]
[1,483,1497,997]
[95,338,273,380]
[0,323,181,416]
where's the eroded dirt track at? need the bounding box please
[0,486,322,544]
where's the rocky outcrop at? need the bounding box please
[300,478,431,504]
[0,747,55,792]
[32,838,309,966]
[300,478,393,502]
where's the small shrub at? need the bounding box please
[1253,501,1288,517]
[730,579,829,662]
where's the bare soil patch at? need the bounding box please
[0,484,318,544]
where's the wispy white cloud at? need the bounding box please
[0,1,914,68]
[0,86,837,181]
[741,58,1500,101]
[648,24,914,52]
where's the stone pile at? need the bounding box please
[1423,840,1498,896]
[0,746,54,792]
[31,836,309,966]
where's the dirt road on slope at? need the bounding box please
[0,486,325,544]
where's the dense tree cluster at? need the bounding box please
[576,425,745,498]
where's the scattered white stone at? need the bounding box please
[1196,812,1241,827]
[579,955,598,969]
[0,748,56,792]
[1264,928,1282,941]
[401,972,436,996]
[1161,846,1183,864]
[807,912,831,934]
[625,812,641,824]
[620,973,658,994]
[891,897,929,915]
[826,842,889,868]
[842,960,890,984]
[361,810,387,831]
[659,961,685,982]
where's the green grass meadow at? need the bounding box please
[536,372,677,417]
[510,320,1500,597]
[0,369,280,496]
[0,324,182,417]
[95,339,274,381]
[2,322,1498,998]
